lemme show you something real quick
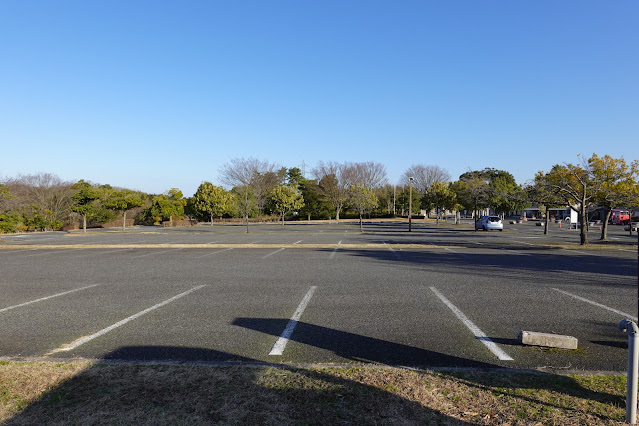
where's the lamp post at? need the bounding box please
[409,177,413,232]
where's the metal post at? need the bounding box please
[408,177,413,232]
[619,319,639,425]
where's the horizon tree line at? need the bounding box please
[1,153,637,244]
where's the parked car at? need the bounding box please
[475,215,503,231]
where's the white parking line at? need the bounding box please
[512,240,534,246]
[47,285,206,355]
[562,249,594,256]
[263,248,285,259]
[430,287,513,361]
[329,241,342,259]
[0,248,39,254]
[269,286,318,356]
[196,248,234,258]
[444,248,457,253]
[26,248,85,257]
[0,285,99,313]
[552,288,638,321]
[71,249,132,258]
[293,240,303,244]
[130,248,184,259]
[500,248,531,256]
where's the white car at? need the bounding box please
[475,215,503,231]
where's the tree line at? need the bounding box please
[0,154,637,244]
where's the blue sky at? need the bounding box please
[1,1,637,196]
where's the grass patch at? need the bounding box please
[0,361,628,425]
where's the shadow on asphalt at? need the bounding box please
[233,318,498,369]
[320,248,636,283]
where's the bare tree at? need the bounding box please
[5,173,75,229]
[399,164,451,194]
[312,161,351,221]
[349,161,388,189]
[220,157,280,231]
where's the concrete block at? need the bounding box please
[519,330,578,350]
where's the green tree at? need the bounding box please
[105,190,145,231]
[589,154,639,239]
[313,162,352,221]
[537,158,599,245]
[453,174,490,229]
[70,180,100,233]
[270,185,304,225]
[423,181,456,225]
[193,182,234,224]
[349,185,378,232]
[150,188,187,226]
[0,185,12,237]
[526,174,566,235]
[298,178,331,220]
[489,175,529,217]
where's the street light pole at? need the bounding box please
[409,177,413,232]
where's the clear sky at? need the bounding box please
[1,1,637,196]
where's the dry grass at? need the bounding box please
[0,361,628,425]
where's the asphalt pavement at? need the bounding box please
[0,220,636,372]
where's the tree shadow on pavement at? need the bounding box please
[324,248,636,283]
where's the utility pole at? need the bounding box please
[409,177,413,232]
[393,185,396,216]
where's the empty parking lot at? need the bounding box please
[0,221,636,372]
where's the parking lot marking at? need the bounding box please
[269,286,318,356]
[195,248,234,258]
[26,248,84,257]
[71,249,132,258]
[329,241,342,259]
[263,248,286,259]
[512,240,535,246]
[444,248,457,253]
[0,248,39,254]
[293,240,303,244]
[47,285,206,355]
[0,285,99,313]
[500,248,531,256]
[430,287,514,361]
[552,288,638,321]
[130,248,184,259]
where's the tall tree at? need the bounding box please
[453,174,490,229]
[270,184,304,225]
[193,182,234,224]
[526,174,566,235]
[220,157,279,232]
[104,190,145,231]
[423,181,456,225]
[349,185,379,232]
[400,164,451,197]
[589,154,639,239]
[313,161,352,221]
[70,180,100,233]
[5,173,74,230]
[150,188,186,225]
[537,158,599,245]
